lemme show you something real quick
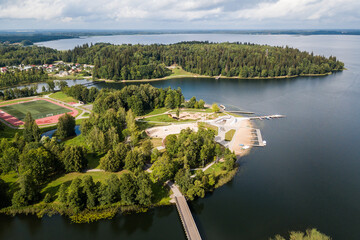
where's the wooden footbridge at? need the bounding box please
[168,181,202,240]
[80,81,104,87]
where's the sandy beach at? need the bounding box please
[229,119,254,157]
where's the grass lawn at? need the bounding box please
[0,98,36,106]
[142,107,168,117]
[50,74,86,80]
[75,118,85,125]
[180,108,213,113]
[150,138,163,148]
[65,134,87,147]
[0,100,71,121]
[49,92,76,103]
[169,66,196,77]
[151,181,171,205]
[64,135,103,169]
[86,152,104,169]
[0,123,21,139]
[0,172,19,195]
[137,121,170,131]
[41,171,127,196]
[143,114,177,122]
[204,162,227,177]
[198,122,219,135]
[143,114,196,123]
[225,129,236,141]
[75,109,83,117]
[40,125,58,133]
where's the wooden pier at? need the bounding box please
[167,181,202,240]
[175,196,202,240]
[250,129,265,147]
[227,110,255,114]
[255,129,265,146]
[249,114,286,120]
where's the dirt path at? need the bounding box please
[84,169,104,173]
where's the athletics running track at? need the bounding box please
[0,98,78,126]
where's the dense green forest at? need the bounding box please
[0,86,38,100]
[0,45,59,67]
[91,84,183,115]
[61,42,344,80]
[0,42,344,84]
[0,69,49,88]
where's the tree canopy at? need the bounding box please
[60,42,344,80]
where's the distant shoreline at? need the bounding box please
[0,71,342,92]
[2,29,360,46]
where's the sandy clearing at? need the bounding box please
[146,123,198,139]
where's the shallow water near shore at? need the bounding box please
[2,34,360,240]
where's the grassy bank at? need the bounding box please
[142,114,195,123]
[0,123,21,139]
[49,92,76,103]
[204,162,239,188]
[42,171,127,196]
[0,199,171,224]
[112,68,339,83]
[225,129,236,141]
[0,97,37,106]
[198,122,219,135]
[142,107,168,117]
[0,173,172,223]
[49,75,87,80]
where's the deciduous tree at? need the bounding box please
[62,145,87,172]
[57,113,76,139]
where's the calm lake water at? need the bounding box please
[1,34,360,240]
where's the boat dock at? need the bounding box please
[227,110,255,114]
[251,129,266,147]
[168,181,202,240]
[249,114,286,120]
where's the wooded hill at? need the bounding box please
[61,42,344,80]
[0,45,58,66]
[0,42,344,81]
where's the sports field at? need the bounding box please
[0,100,71,121]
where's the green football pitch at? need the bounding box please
[0,100,71,121]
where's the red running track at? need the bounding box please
[0,98,78,126]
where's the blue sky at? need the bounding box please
[0,0,359,29]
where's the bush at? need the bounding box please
[44,193,52,203]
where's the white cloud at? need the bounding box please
[0,0,358,28]
[233,0,360,21]
[0,0,64,20]
[61,17,73,23]
[0,0,225,22]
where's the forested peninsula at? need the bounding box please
[0,41,344,85]
[0,84,237,223]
